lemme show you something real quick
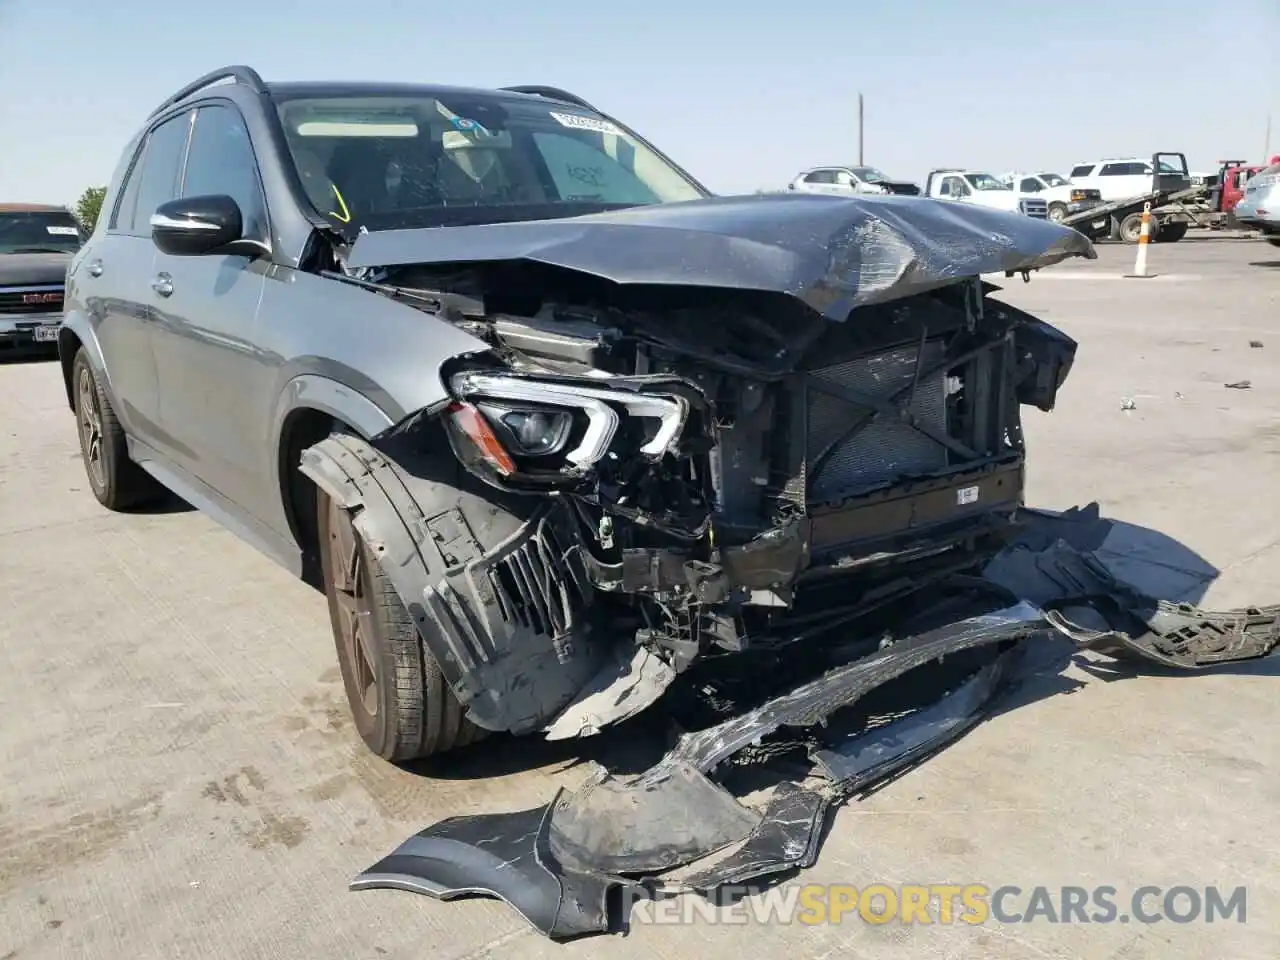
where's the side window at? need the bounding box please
[530,131,657,204]
[941,176,965,196]
[1019,177,1042,193]
[804,170,835,184]
[182,103,269,240]
[112,113,192,235]
[1069,164,1095,178]
[1099,163,1123,176]
[834,170,855,186]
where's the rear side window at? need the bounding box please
[1069,165,1094,178]
[182,103,269,240]
[111,112,192,235]
[1100,162,1146,176]
[804,170,836,184]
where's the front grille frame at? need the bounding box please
[768,328,1020,514]
[0,284,65,316]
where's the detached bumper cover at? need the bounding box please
[352,506,1279,941]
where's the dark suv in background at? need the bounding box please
[0,204,83,354]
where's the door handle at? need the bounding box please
[151,273,174,297]
[87,260,103,277]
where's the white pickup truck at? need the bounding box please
[997,172,1103,223]
[923,169,1048,219]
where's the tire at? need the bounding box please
[1119,211,1153,243]
[1267,237,1280,248]
[316,485,480,762]
[71,348,161,510]
[1047,202,1067,223]
[1156,222,1189,243]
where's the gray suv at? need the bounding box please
[61,66,1092,763]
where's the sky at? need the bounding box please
[2,0,1278,205]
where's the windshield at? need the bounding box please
[275,93,707,232]
[968,173,1009,191]
[0,210,83,255]
[849,166,889,183]
[1040,173,1068,187]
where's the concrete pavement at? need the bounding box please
[1,234,1277,959]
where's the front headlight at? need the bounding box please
[476,403,573,457]
[444,371,688,485]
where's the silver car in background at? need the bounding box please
[1234,160,1280,245]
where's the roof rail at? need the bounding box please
[500,85,597,112]
[147,65,267,120]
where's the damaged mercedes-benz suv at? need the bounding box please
[61,66,1095,761]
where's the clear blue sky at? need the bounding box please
[3,0,1277,205]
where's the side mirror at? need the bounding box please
[150,195,260,257]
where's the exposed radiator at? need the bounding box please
[804,340,950,502]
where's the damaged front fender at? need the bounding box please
[298,430,606,733]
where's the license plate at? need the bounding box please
[33,324,60,342]
[956,485,980,506]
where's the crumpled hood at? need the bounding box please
[346,192,1096,322]
[0,252,71,288]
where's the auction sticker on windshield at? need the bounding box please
[47,226,79,236]
[549,111,621,136]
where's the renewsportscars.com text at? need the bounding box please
[628,883,1248,927]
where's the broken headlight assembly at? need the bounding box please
[443,371,689,488]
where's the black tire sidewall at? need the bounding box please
[72,351,117,504]
[1120,214,1145,243]
[316,489,397,757]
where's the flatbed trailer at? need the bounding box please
[1060,184,1208,244]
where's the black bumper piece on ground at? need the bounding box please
[352,510,1279,941]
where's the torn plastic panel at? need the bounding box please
[982,515,1280,668]
[666,781,830,892]
[352,601,1048,938]
[350,797,627,940]
[299,432,606,734]
[344,192,1096,319]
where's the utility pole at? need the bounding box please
[855,94,865,165]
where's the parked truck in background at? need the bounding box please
[923,169,1048,218]
[997,171,1102,223]
[1059,152,1199,243]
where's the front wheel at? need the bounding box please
[316,486,480,762]
[1047,202,1067,223]
[1267,237,1280,248]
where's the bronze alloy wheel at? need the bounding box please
[77,363,106,493]
[325,494,381,726]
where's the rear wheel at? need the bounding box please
[317,486,480,762]
[1119,211,1153,243]
[71,348,161,510]
[1267,237,1280,247]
